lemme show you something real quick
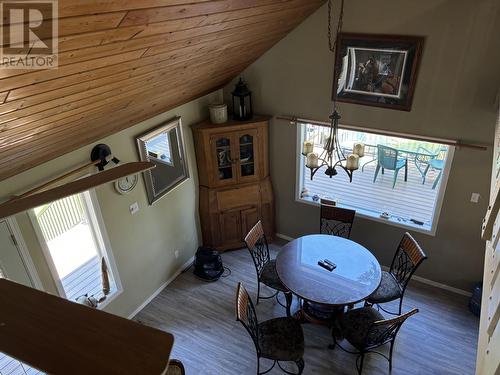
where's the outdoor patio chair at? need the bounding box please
[373,145,408,189]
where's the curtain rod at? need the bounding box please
[276,115,488,151]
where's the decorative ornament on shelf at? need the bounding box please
[300,0,363,183]
[231,77,253,121]
[208,103,228,124]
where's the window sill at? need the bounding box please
[296,196,436,236]
[97,288,122,310]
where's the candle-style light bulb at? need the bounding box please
[346,154,359,170]
[302,140,314,155]
[306,152,319,168]
[353,143,365,157]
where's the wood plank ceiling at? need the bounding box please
[0,0,324,180]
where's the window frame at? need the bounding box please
[29,189,122,309]
[295,123,454,236]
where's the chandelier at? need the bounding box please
[301,0,365,183]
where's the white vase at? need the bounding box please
[209,104,228,124]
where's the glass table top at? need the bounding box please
[276,234,382,306]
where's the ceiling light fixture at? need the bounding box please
[300,0,363,182]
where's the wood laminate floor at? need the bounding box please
[135,242,479,375]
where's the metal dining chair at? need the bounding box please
[332,306,418,374]
[365,232,427,315]
[373,145,408,188]
[166,359,185,375]
[244,221,292,317]
[235,283,305,375]
[320,199,356,239]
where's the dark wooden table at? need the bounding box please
[0,279,174,375]
[276,234,382,321]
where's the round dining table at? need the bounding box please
[275,234,382,322]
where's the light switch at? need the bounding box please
[129,202,139,215]
[471,193,480,203]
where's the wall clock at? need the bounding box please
[114,174,138,194]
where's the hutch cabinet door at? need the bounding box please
[236,129,261,183]
[209,134,238,187]
[241,207,259,237]
[219,209,242,248]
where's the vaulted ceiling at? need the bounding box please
[0,0,324,180]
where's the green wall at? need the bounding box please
[224,0,500,291]
[0,91,220,317]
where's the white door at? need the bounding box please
[0,219,44,375]
[0,220,33,287]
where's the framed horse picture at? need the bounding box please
[332,33,424,111]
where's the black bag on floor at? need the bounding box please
[193,246,223,281]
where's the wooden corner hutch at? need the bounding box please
[192,115,275,251]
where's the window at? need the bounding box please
[297,123,454,234]
[30,190,121,306]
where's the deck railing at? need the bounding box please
[36,195,84,242]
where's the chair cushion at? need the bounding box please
[429,159,444,170]
[366,271,402,304]
[258,317,304,361]
[260,259,288,292]
[396,158,407,169]
[340,307,384,350]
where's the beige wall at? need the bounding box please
[0,91,220,317]
[224,0,500,290]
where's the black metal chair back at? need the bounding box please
[365,308,418,350]
[389,232,427,291]
[235,282,260,355]
[244,221,270,277]
[320,199,356,239]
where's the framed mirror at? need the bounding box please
[136,116,189,204]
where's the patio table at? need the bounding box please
[341,142,440,178]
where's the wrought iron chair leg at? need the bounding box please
[404,160,408,181]
[296,358,305,375]
[285,292,293,317]
[328,329,337,350]
[258,359,276,375]
[356,353,365,375]
[257,282,261,305]
[389,339,395,371]
[398,297,403,316]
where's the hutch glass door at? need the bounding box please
[213,135,236,185]
[238,130,259,182]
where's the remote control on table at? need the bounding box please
[318,260,334,272]
[324,259,336,269]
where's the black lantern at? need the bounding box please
[231,78,253,121]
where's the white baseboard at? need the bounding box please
[276,233,295,242]
[411,274,472,297]
[276,232,472,298]
[127,256,194,319]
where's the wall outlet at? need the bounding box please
[129,202,139,215]
[470,193,480,203]
[174,250,179,259]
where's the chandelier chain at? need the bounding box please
[328,0,345,53]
